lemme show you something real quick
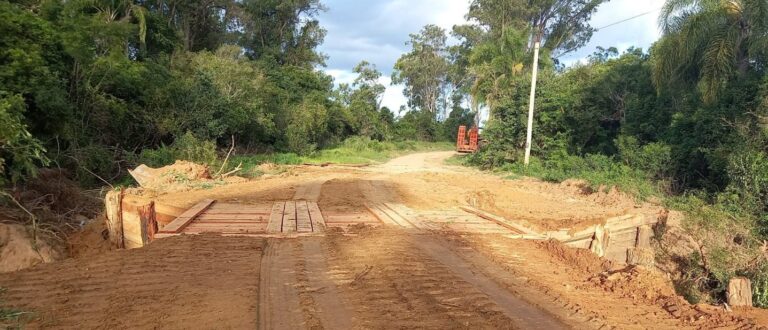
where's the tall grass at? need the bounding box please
[457,152,661,200]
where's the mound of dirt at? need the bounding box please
[67,218,112,258]
[0,223,61,273]
[129,161,251,193]
[559,179,594,195]
[464,189,497,209]
[130,161,211,189]
[589,266,677,304]
[538,240,613,274]
[258,163,278,172]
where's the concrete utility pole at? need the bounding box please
[524,37,541,166]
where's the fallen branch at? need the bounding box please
[0,190,40,244]
[220,162,243,178]
[65,155,114,189]
[215,135,236,177]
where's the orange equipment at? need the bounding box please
[456,125,479,153]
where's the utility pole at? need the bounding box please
[524,35,541,166]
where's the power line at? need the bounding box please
[595,7,663,31]
[554,7,663,59]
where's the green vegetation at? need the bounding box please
[0,0,470,188]
[139,134,451,179]
[413,0,768,307]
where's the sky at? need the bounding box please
[317,0,667,113]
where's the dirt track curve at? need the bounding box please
[2,152,766,329]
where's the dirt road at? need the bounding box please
[1,152,765,329]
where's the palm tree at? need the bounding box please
[653,0,768,101]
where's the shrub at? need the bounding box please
[666,193,765,304]
[139,132,217,167]
[617,135,672,180]
[0,93,48,184]
[726,150,768,214]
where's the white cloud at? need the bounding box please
[320,0,667,111]
[380,79,408,114]
[325,69,357,85]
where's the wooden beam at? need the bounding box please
[367,204,414,228]
[366,204,401,227]
[282,201,297,233]
[158,199,215,234]
[267,202,285,233]
[307,202,326,233]
[459,206,542,236]
[296,201,313,233]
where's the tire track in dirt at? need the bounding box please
[258,237,353,330]
[258,239,304,330]
[406,234,570,329]
[0,235,264,329]
[298,238,353,329]
[323,229,558,329]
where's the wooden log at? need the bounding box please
[121,209,144,249]
[727,277,753,307]
[104,189,124,248]
[636,225,653,248]
[589,225,610,258]
[627,248,655,266]
[139,202,157,244]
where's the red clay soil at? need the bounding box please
[0,234,264,329]
[3,152,766,329]
[450,233,767,329]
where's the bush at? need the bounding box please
[726,149,768,214]
[342,136,394,153]
[139,132,217,167]
[617,135,672,180]
[490,152,659,200]
[0,93,48,184]
[666,193,765,304]
[753,269,768,308]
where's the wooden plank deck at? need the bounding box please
[158,199,216,234]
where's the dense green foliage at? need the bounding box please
[0,0,468,187]
[429,0,768,306]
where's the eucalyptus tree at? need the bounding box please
[653,0,768,101]
[392,25,451,116]
[467,0,608,56]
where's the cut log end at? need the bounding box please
[727,277,753,307]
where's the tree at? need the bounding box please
[467,0,608,56]
[348,61,388,139]
[392,25,450,116]
[240,0,327,67]
[653,0,768,101]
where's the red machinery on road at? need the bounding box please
[456,125,479,153]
